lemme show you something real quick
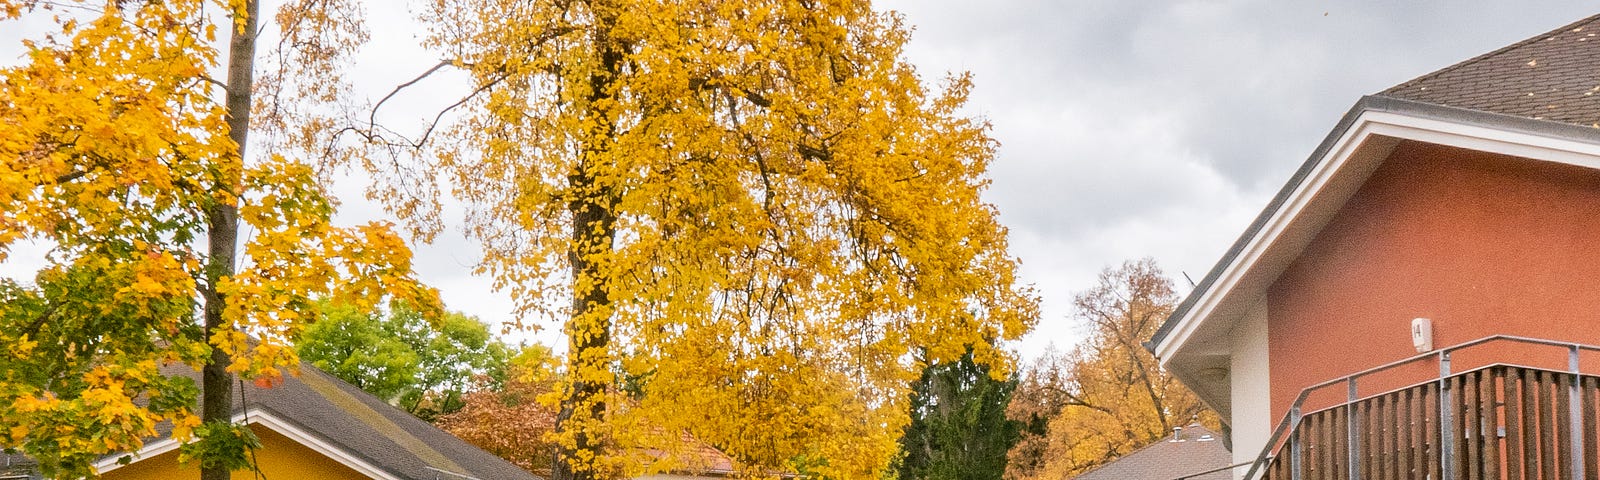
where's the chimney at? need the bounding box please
[1171,426,1183,442]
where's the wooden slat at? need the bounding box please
[1304,411,1316,480]
[1325,407,1338,480]
[1361,396,1374,479]
[1484,369,1501,479]
[1545,371,1561,480]
[1508,368,1526,480]
[1388,392,1401,480]
[1467,372,1483,480]
[1399,388,1413,478]
[1318,408,1331,480]
[1562,373,1576,480]
[1433,382,1446,480]
[1331,404,1344,480]
[1413,386,1428,478]
[1584,377,1597,480]
[1307,422,1317,480]
[1281,445,1292,480]
[1301,413,1314,480]
[1532,369,1549,480]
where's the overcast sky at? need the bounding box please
[6,2,1600,360]
[866,1,1600,359]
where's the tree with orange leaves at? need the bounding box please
[1004,259,1216,480]
[435,345,562,476]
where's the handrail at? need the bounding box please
[1239,334,1600,480]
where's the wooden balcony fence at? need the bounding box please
[1243,336,1600,480]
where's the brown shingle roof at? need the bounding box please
[1382,13,1600,127]
[1071,425,1232,480]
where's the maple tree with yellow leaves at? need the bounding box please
[0,1,435,478]
[354,1,1042,479]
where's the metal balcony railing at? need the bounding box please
[1242,335,1600,480]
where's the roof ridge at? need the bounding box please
[1383,12,1600,95]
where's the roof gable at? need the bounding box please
[1149,95,1600,418]
[1153,12,1600,379]
[96,364,541,480]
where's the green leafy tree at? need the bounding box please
[297,302,511,420]
[896,348,1021,480]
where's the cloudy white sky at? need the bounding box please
[6,2,1600,360]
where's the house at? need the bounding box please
[1151,12,1600,480]
[76,363,541,480]
[1071,424,1232,480]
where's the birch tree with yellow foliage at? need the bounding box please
[0,1,435,478]
[367,1,1040,478]
[1004,259,1215,480]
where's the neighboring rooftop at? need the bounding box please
[126,363,542,480]
[640,431,740,477]
[1072,424,1232,480]
[1383,13,1600,127]
[0,453,36,480]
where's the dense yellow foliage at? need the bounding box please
[397,1,1040,478]
[0,1,435,476]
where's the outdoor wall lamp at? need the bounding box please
[1411,317,1433,353]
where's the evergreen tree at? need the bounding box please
[896,349,1021,480]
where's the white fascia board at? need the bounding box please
[90,412,250,475]
[1154,109,1600,365]
[1154,112,1378,365]
[92,411,404,480]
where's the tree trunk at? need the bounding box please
[551,12,623,480]
[550,183,617,480]
[202,1,258,479]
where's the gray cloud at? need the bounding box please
[878,0,1600,356]
[5,1,1599,358]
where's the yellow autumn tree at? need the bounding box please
[0,1,434,478]
[355,1,1039,478]
[1004,259,1216,479]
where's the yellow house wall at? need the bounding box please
[103,424,372,480]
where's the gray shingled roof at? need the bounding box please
[134,363,542,480]
[1072,425,1232,480]
[1384,13,1600,127]
[0,454,37,480]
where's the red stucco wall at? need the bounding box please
[1266,140,1600,419]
